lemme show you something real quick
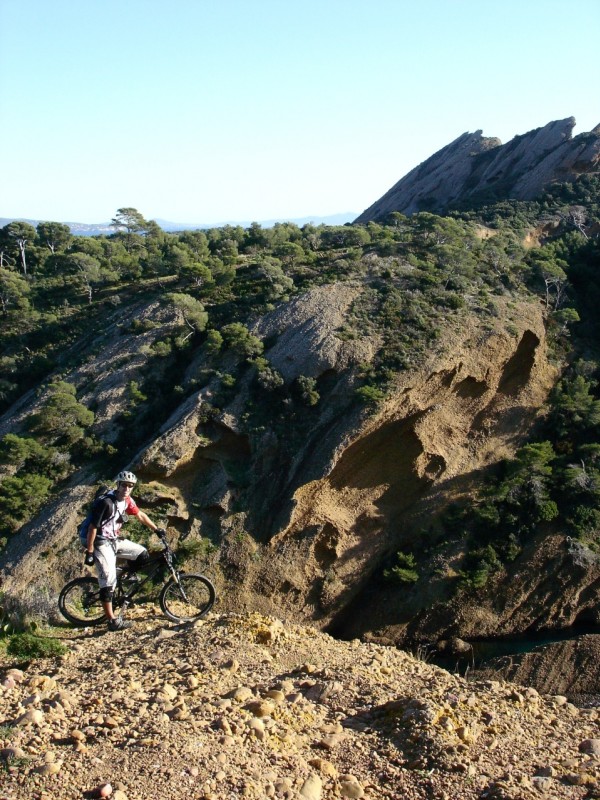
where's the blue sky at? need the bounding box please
[1,0,599,225]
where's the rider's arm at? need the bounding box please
[86,524,97,554]
[136,510,160,533]
[125,497,163,535]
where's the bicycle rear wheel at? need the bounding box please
[58,577,106,626]
[159,574,215,623]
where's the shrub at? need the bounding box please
[3,633,67,659]
[0,473,54,534]
[568,505,600,546]
[458,544,502,592]
[538,499,559,522]
[205,329,223,356]
[296,375,320,406]
[126,318,158,334]
[384,552,419,583]
[221,323,264,358]
[28,381,94,445]
[127,380,147,405]
[355,384,386,406]
[150,339,173,357]
[177,536,217,563]
[254,358,284,391]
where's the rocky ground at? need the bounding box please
[1,608,599,800]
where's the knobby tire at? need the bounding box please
[58,576,106,627]
[159,574,215,623]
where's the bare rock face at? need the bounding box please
[238,296,563,640]
[355,118,600,222]
[253,283,379,382]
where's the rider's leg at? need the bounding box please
[99,586,115,618]
[95,542,119,622]
[115,539,149,570]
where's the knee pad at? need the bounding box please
[99,587,114,603]
[131,550,150,571]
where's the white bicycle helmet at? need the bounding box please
[116,470,137,485]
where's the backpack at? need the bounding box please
[78,485,116,547]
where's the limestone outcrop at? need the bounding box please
[355,118,600,222]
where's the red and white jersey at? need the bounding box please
[90,493,139,540]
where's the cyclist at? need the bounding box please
[83,470,165,631]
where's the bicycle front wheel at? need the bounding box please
[58,577,106,627]
[159,574,215,623]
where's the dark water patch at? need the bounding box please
[425,623,600,672]
[417,626,600,708]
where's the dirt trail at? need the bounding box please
[1,609,599,800]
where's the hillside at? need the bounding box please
[355,118,600,222]
[1,174,600,704]
[1,608,599,800]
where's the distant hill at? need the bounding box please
[0,218,114,237]
[0,211,357,237]
[355,117,600,223]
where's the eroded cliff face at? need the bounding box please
[2,280,598,652]
[355,118,600,222]
[238,297,564,642]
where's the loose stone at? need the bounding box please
[16,708,44,726]
[32,760,62,776]
[246,699,274,717]
[340,779,365,799]
[299,773,322,800]
[580,739,600,756]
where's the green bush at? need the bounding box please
[355,384,386,406]
[0,473,54,534]
[458,544,502,592]
[126,318,159,334]
[296,375,320,406]
[255,359,284,391]
[4,633,67,659]
[205,329,223,355]
[221,323,264,358]
[538,500,559,521]
[28,381,94,445]
[177,536,217,563]
[567,505,600,548]
[384,552,419,583]
[150,339,173,357]
[458,565,492,591]
[127,380,147,405]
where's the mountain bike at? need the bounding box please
[58,531,216,626]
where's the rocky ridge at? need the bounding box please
[355,118,600,222]
[1,608,600,800]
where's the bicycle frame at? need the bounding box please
[115,539,179,611]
